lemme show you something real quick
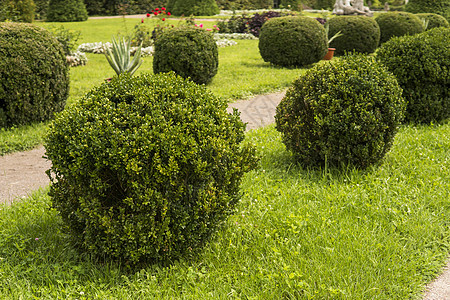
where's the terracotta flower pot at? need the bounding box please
[323,48,336,60]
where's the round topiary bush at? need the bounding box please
[153,26,218,85]
[406,0,450,21]
[46,0,88,22]
[328,16,380,55]
[0,22,69,128]
[45,72,258,265]
[275,54,406,168]
[375,12,424,44]
[259,16,328,67]
[167,0,220,16]
[416,13,450,30]
[376,27,450,123]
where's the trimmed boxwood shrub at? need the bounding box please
[259,16,328,67]
[153,26,218,85]
[375,12,424,44]
[45,72,258,264]
[406,0,450,21]
[328,16,380,55]
[376,28,450,123]
[167,0,219,16]
[275,54,406,168]
[0,23,69,128]
[0,0,35,22]
[416,13,450,30]
[46,0,88,22]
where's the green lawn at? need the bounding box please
[0,122,449,299]
[0,14,449,299]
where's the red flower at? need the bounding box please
[141,18,144,23]
[155,8,159,11]
[162,7,166,10]
[154,12,158,15]
[162,18,165,21]
[167,12,171,16]
[146,13,150,17]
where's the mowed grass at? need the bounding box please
[0,18,305,155]
[0,122,448,299]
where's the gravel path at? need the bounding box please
[0,90,448,299]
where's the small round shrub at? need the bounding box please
[259,16,328,67]
[376,27,450,123]
[416,13,450,30]
[167,0,219,16]
[406,0,450,21]
[0,22,69,128]
[0,0,35,22]
[153,26,218,85]
[375,12,424,44]
[45,72,258,265]
[46,0,88,22]
[328,16,380,55]
[275,54,406,168]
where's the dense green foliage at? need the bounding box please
[259,16,327,67]
[153,26,218,84]
[0,0,35,22]
[46,0,88,22]
[406,0,450,21]
[83,0,167,15]
[34,0,48,19]
[328,16,380,55]
[216,0,271,10]
[275,54,406,168]
[45,72,257,264]
[416,13,450,29]
[375,12,424,44]
[0,23,69,128]
[376,28,450,124]
[167,0,219,16]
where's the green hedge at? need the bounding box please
[376,28,450,123]
[275,54,406,168]
[406,0,450,21]
[46,0,88,22]
[328,16,380,55]
[216,0,271,10]
[153,26,219,85]
[259,16,328,67]
[375,12,424,44]
[0,0,35,22]
[167,0,219,16]
[0,22,69,128]
[416,13,450,29]
[45,72,257,265]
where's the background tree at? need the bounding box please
[406,0,450,20]
[46,0,88,21]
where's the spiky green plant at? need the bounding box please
[104,36,142,76]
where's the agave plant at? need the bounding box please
[104,36,143,76]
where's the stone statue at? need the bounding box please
[333,0,373,16]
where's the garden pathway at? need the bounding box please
[0,91,448,299]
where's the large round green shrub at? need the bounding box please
[328,16,380,55]
[259,16,328,67]
[0,0,35,22]
[0,22,69,128]
[153,26,218,85]
[275,54,406,168]
[45,73,258,264]
[375,12,424,44]
[376,28,450,123]
[46,0,88,22]
[406,0,450,21]
[167,0,219,16]
[416,13,450,30]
